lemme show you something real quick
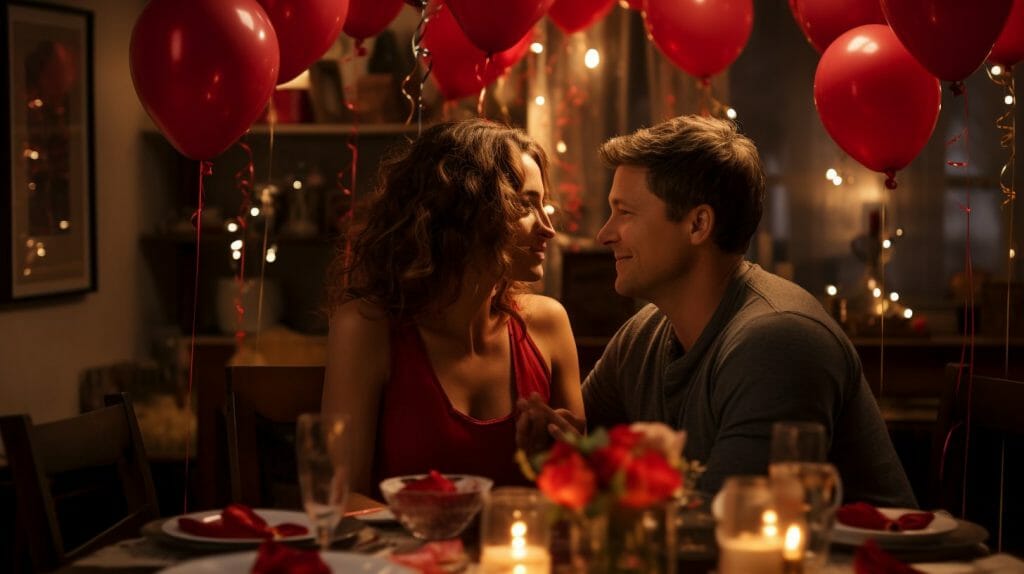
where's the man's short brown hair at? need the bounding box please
[600,115,765,254]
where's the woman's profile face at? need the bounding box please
[507,153,556,282]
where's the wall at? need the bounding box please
[0,0,148,423]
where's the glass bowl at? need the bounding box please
[379,474,493,540]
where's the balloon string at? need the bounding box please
[879,196,886,399]
[402,1,434,134]
[337,141,359,287]
[695,78,729,118]
[233,142,255,348]
[476,56,492,117]
[986,65,1017,377]
[183,159,213,514]
[256,103,276,345]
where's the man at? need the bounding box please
[520,115,915,507]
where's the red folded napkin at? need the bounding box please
[854,540,925,574]
[252,540,329,574]
[837,502,935,532]
[389,539,466,574]
[177,503,309,539]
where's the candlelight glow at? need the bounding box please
[761,509,779,538]
[783,524,803,560]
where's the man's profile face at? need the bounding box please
[596,166,693,301]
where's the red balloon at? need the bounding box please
[814,24,941,174]
[130,0,279,160]
[881,0,1013,82]
[446,0,553,55]
[644,0,753,79]
[344,0,406,41]
[258,0,349,84]
[624,0,643,9]
[790,0,886,53]
[422,2,531,101]
[549,0,616,34]
[990,0,1024,67]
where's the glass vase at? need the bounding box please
[569,502,677,574]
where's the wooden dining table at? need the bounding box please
[56,493,1009,574]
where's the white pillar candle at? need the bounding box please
[479,544,552,574]
[718,533,785,574]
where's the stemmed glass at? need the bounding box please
[768,421,842,572]
[296,413,350,550]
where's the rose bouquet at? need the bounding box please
[517,422,702,572]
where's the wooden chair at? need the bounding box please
[0,393,159,572]
[932,364,1024,554]
[224,365,325,509]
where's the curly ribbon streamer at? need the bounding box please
[232,142,255,348]
[183,159,214,513]
[696,78,730,119]
[986,65,1017,379]
[402,1,434,133]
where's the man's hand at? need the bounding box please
[515,393,585,455]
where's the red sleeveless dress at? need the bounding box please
[372,318,551,487]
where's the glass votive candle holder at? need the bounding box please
[716,476,785,574]
[479,487,552,574]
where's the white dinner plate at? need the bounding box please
[158,550,415,573]
[832,508,958,547]
[162,509,314,545]
[354,508,397,524]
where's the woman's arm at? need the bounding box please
[321,300,389,495]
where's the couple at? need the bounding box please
[321,116,916,508]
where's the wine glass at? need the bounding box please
[296,413,350,550]
[768,421,841,572]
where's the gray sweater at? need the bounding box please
[582,261,917,507]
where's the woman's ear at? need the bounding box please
[687,204,715,246]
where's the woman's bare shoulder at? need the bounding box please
[515,293,570,333]
[328,299,391,343]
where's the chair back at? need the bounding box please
[0,393,158,572]
[225,365,325,509]
[932,364,1024,554]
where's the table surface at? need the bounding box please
[56,495,1005,574]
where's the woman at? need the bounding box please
[322,119,583,495]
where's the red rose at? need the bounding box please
[537,449,597,511]
[607,425,643,450]
[618,450,682,509]
[590,444,631,486]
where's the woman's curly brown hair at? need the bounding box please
[327,118,551,320]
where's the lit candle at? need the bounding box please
[718,532,784,574]
[783,524,804,574]
[479,519,551,574]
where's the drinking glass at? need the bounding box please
[296,413,350,550]
[769,421,841,572]
[770,421,827,463]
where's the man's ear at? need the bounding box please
[687,204,715,245]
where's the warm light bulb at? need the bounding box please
[992,65,1003,76]
[867,278,877,289]
[534,95,546,106]
[59,220,70,230]
[882,239,892,249]
[1011,248,1017,259]
[543,204,556,215]
[832,176,843,186]
[895,227,904,237]
[226,221,239,233]
[266,251,277,263]
[904,308,913,319]
[232,250,242,261]
[889,292,899,302]
[826,284,838,296]
[825,168,838,180]
[725,107,737,120]
[556,140,567,154]
[250,206,260,217]
[530,42,544,54]
[1006,95,1015,105]
[872,287,882,298]
[584,48,600,69]
[292,180,303,190]
[230,239,244,251]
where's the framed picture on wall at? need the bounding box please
[0,2,95,302]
